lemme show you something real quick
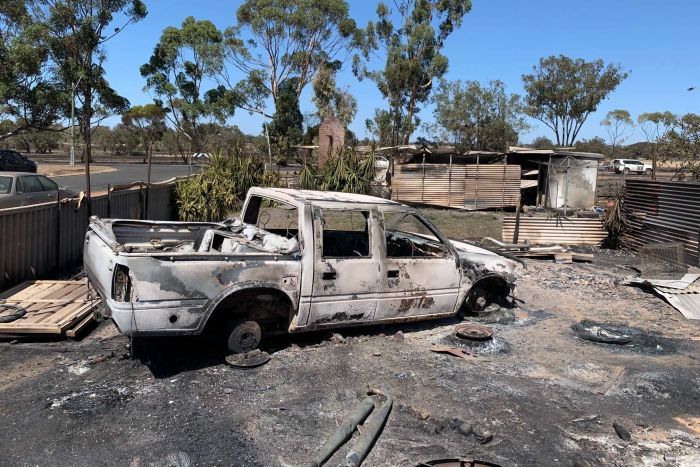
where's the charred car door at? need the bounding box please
[376,211,461,319]
[308,207,381,325]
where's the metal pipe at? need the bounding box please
[339,389,393,467]
[278,397,376,467]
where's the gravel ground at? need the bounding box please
[1,249,699,466]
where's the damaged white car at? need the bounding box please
[84,188,518,353]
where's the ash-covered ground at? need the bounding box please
[1,250,699,466]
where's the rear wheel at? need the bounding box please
[227,320,262,354]
[645,168,652,176]
[623,167,630,175]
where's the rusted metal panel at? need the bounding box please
[392,163,520,210]
[502,217,606,245]
[0,182,180,292]
[623,180,700,266]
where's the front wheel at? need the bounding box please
[227,320,262,354]
[645,168,652,176]
[623,168,630,175]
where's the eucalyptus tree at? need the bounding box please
[522,55,628,147]
[121,104,167,163]
[141,17,236,157]
[638,111,676,179]
[358,0,472,145]
[45,0,147,167]
[222,0,365,118]
[601,109,634,157]
[0,0,66,140]
[312,63,357,127]
[433,79,526,152]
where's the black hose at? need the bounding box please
[0,303,27,323]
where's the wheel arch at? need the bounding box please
[463,274,513,310]
[197,281,297,333]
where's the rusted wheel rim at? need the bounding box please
[455,324,493,341]
[227,320,262,354]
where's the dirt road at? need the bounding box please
[1,250,699,466]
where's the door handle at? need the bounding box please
[322,271,337,280]
[387,270,400,278]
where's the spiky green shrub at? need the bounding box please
[299,147,377,194]
[176,150,282,221]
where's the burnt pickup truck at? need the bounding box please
[84,188,518,353]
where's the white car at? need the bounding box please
[612,159,652,175]
[83,187,517,353]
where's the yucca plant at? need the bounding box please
[299,163,317,190]
[176,148,281,221]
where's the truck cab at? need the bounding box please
[84,188,517,353]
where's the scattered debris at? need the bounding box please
[613,421,632,441]
[628,274,700,320]
[455,324,493,341]
[159,451,193,467]
[430,345,476,361]
[225,349,271,368]
[457,422,473,436]
[572,320,679,354]
[572,415,599,423]
[330,333,347,344]
[469,303,515,324]
[416,458,502,467]
[572,321,632,345]
[473,430,494,444]
[597,366,626,395]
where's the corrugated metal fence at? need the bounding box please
[0,181,179,291]
[392,162,521,210]
[502,216,607,245]
[624,179,700,266]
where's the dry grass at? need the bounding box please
[419,208,503,241]
[38,164,116,177]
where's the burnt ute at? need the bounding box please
[84,187,518,352]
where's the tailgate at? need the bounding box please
[83,228,117,301]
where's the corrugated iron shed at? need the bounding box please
[392,163,520,210]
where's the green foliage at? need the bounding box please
[365,109,394,147]
[522,55,628,146]
[46,0,147,161]
[432,79,526,151]
[659,113,700,181]
[141,17,234,157]
[312,63,357,127]
[601,109,634,157]
[176,150,284,221]
[224,0,364,117]
[122,104,167,163]
[358,0,472,145]
[268,78,304,159]
[0,2,66,140]
[574,136,609,155]
[300,148,376,194]
[530,136,555,149]
[638,111,677,143]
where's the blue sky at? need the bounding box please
[102,0,700,143]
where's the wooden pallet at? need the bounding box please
[0,280,100,335]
